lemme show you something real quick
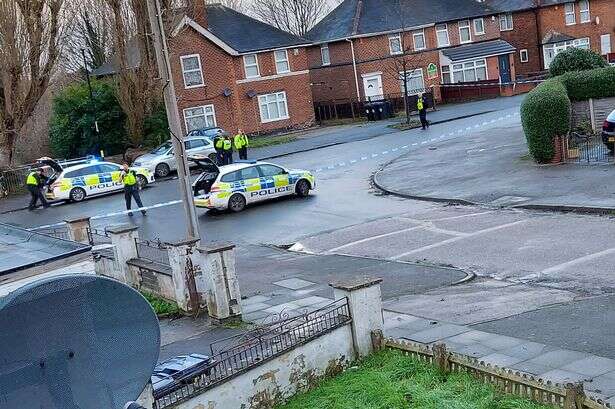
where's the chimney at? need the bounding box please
[192,0,208,28]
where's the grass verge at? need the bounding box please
[250,134,298,148]
[388,120,423,131]
[278,350,553,409]
[141,292,181,318]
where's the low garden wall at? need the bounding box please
[521,67,615,163]
[571,96,615,132]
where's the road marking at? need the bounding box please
[327,224,428,253]
[519,247,615,282]
[399,211,494,223]
[401,145,408,149]
[391,220,528,260]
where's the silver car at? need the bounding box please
[133,136,218,178]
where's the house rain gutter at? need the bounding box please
[346,38,361,100]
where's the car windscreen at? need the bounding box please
[151,142,172,154]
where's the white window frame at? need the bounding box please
[579,0,590,23]
[565,2,576,25]
[274,49,290,74]
[389,34,403,55]
[413,30,426,51]
[458,20,472,44]
[441,65,451,84]
[436,24,450,47]
[183,105,217,132]
[399,68,425,95]
[499,13,513,31]
[321,44,330,66]
[179,54,205,89]
[451,58,488,83]
[601,34,612,55]
[543,37,590,68]
[258,91,289,123]
[520,49,529,63]
[473,18,485,35]
[243,54,260,79]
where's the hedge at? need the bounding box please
[549,47,608,77]
[521,66,615,163]
[521,80,571,163]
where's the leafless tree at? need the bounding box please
[251,0,331,36]
[205,0,244,12]
[0,0,73,166]
[382,0,428,124]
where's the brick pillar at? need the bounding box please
[194,243,242,321]
[165,238,200,313]
[107,224,139,285]
[551,136,564,164]
[64,216,91,244]
[330,277,383,358]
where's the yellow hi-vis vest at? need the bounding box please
[123,171,137,186]
[223,139,232,151]
[26,172,38,185]
[215,137,224,149]
[417,99,424,111]
[233,134,245,149]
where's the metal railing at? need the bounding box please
[135,238,170,267]
[565,131,612,164]
[87,227,112,246]
[153,298,352,408]
[31,225,70,241]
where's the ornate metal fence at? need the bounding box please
[381,336,609,409]
[564,132,612,164]
[135,239,171,267]
[31,225,70,241]
[153,298,352,409]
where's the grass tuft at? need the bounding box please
[278,350,554,409]
[140,292,181,317]
[250,134,298,148]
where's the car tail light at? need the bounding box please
[210,184,221,193]
[605,120,615,131]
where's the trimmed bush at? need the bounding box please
[521,79,571,163]
[560,67,615,101]
[549,47,608,77]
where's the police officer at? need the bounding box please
[26,167,49,211]
[120,163,146,216]
[222,133,233,165]
[417,93,430,130]
[234,129,249,160]
[213,130,225,165]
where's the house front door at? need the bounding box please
[363,74,383,101]
[498,55,511,83]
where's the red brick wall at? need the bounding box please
[537,0,615,68]
[170,25,314,135]
[501,11,543,76]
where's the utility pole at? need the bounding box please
[146,0,201,240]
[81,49,101,153]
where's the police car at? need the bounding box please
[189,156,315,212]
[39,158,155,203]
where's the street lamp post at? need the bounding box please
[146,0,201,241]
[81,49,101,154]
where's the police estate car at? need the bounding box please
[39,158,154,203]
[189,156,315,212]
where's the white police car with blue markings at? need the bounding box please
[189,156,315,212]
[40,158,155,203]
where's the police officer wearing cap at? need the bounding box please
[26,167,49,211]
[120,162,146,216]
[213,130,225,165]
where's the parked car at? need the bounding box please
[186,127,224,138]
[602,109,615,152]
[133,135,218,178]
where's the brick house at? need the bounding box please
[169,4,315,135]
[306,0,615,104]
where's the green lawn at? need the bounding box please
[249,134,298,148]
[278,350,553,409]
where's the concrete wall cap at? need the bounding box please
[329,277,383,291]
[197,242,236,254]
[106,224,139,234]
[164,238,201,247]
[64,216,91,223]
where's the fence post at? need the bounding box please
[330,277,383,358]
[193,243,242,321]
[165,238,201,313]
[433,343,450,373]
[107,224,139,285]
[64,216,92,244]
[371,329,384,352]
[563,382,585,409]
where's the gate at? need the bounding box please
[564,132,612,164]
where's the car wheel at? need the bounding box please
[228,194,246,213]
[155,163,170,178]
[137,175,148,189]
[295,180,310,197]
[70,187,86,202]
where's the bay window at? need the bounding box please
[543,37,590,68]
[448,59,487,83]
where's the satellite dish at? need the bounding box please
[222,87,232,97]
[0,274,160,409]
[246,90,257,98]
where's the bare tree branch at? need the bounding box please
[0,0,73,165]
[251,0,331,36]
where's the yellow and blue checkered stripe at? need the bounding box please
[215,172,313,199]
